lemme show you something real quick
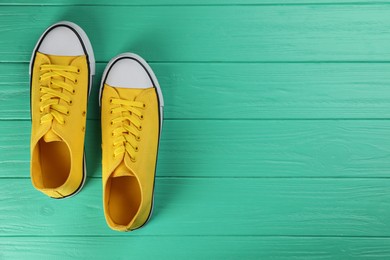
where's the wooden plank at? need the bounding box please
[3,63,390,120]
[2,119,390,178]
[1,178,390,236]
[2,236,390,259]
[1,5,390,62]
[2,0,390,5]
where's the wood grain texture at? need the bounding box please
[1,5,390,62]
[0,2,389,258]
[3,63,390,120]
[1,178,390,236]
[2,120,390,178]
[3,0,390,5]
[2,237,390,259]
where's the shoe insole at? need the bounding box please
[108,176,141,226]
[39,140,71,188]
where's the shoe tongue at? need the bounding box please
[43,129,62,142]
[112,161,135,177]
[114,87,144,100]
[45,53,76,66]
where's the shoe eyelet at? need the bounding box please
[66,111,70,115]
[142,104,146,108]
[72,90,76,94]
[135,147,139,152]
[136,136,141,141]
[110,110,113,114]
[110,121,113,125]
[82,111,86,116]
[140,115,144,120]
[138,125,142,131]
[77,69,80,73]
[75,79,78,84]
[110,99,113,104]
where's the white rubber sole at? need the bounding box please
[99,53,164,229]
[29,21,95,199]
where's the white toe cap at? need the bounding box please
[106,58,153,89]
[38,26,85,56]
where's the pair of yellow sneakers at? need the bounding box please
[29,21,164,231]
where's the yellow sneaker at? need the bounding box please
[30,21,95,198]
[100,53,164,231]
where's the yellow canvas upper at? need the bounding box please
[30,52,89,198]
[101,84,160,231]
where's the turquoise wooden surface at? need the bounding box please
[1,0,390,259]
[4,63,390,120]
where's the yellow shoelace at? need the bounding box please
[110,98,145,161]
[39,64,79,125]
